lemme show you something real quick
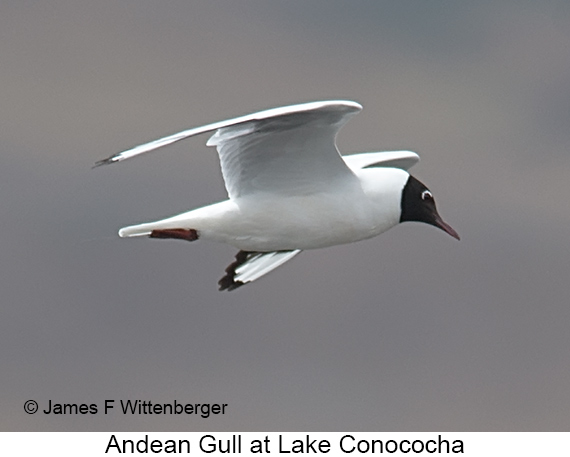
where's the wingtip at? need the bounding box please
[316,100,362,112]
[327,100,362,111]
[218,271,246,291]
[218,250,251,291]
[92,160,109,169]
[344,100,363,110]
[218,278,245,291]
[92,156,119,169]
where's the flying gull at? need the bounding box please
[96,101,459,290]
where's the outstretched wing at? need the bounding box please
[207,101,362,198]
[95,101,362,199]
[342,150,420,172]
[219,250,302,291]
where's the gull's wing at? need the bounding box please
[342,150,420,172]
[218,250,302,291]
[96,100,362,198]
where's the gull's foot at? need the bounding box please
[149,228,199,242]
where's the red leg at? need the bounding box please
[149,228,199,242]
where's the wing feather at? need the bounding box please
[342,151,419,172]
[218,250,302,291]
[95,101,362,199]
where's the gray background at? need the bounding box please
[2,0,569,431]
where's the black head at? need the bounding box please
[400,175,460,240]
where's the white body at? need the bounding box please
[119,167,409,251]
[99,101,421,287]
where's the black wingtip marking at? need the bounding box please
[92,157,116,169]
[218,277,245,292]
[218,250,252,291]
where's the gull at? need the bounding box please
[96,101,459,290]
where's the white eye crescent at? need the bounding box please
[421,190,433,200]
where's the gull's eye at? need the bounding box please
[421,190,433,201]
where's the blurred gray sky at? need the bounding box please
[1,0,569,431]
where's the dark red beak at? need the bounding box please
[433,214,460,240]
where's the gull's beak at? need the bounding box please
[433,214,460,240]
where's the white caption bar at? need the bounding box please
[1,432,567,456]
